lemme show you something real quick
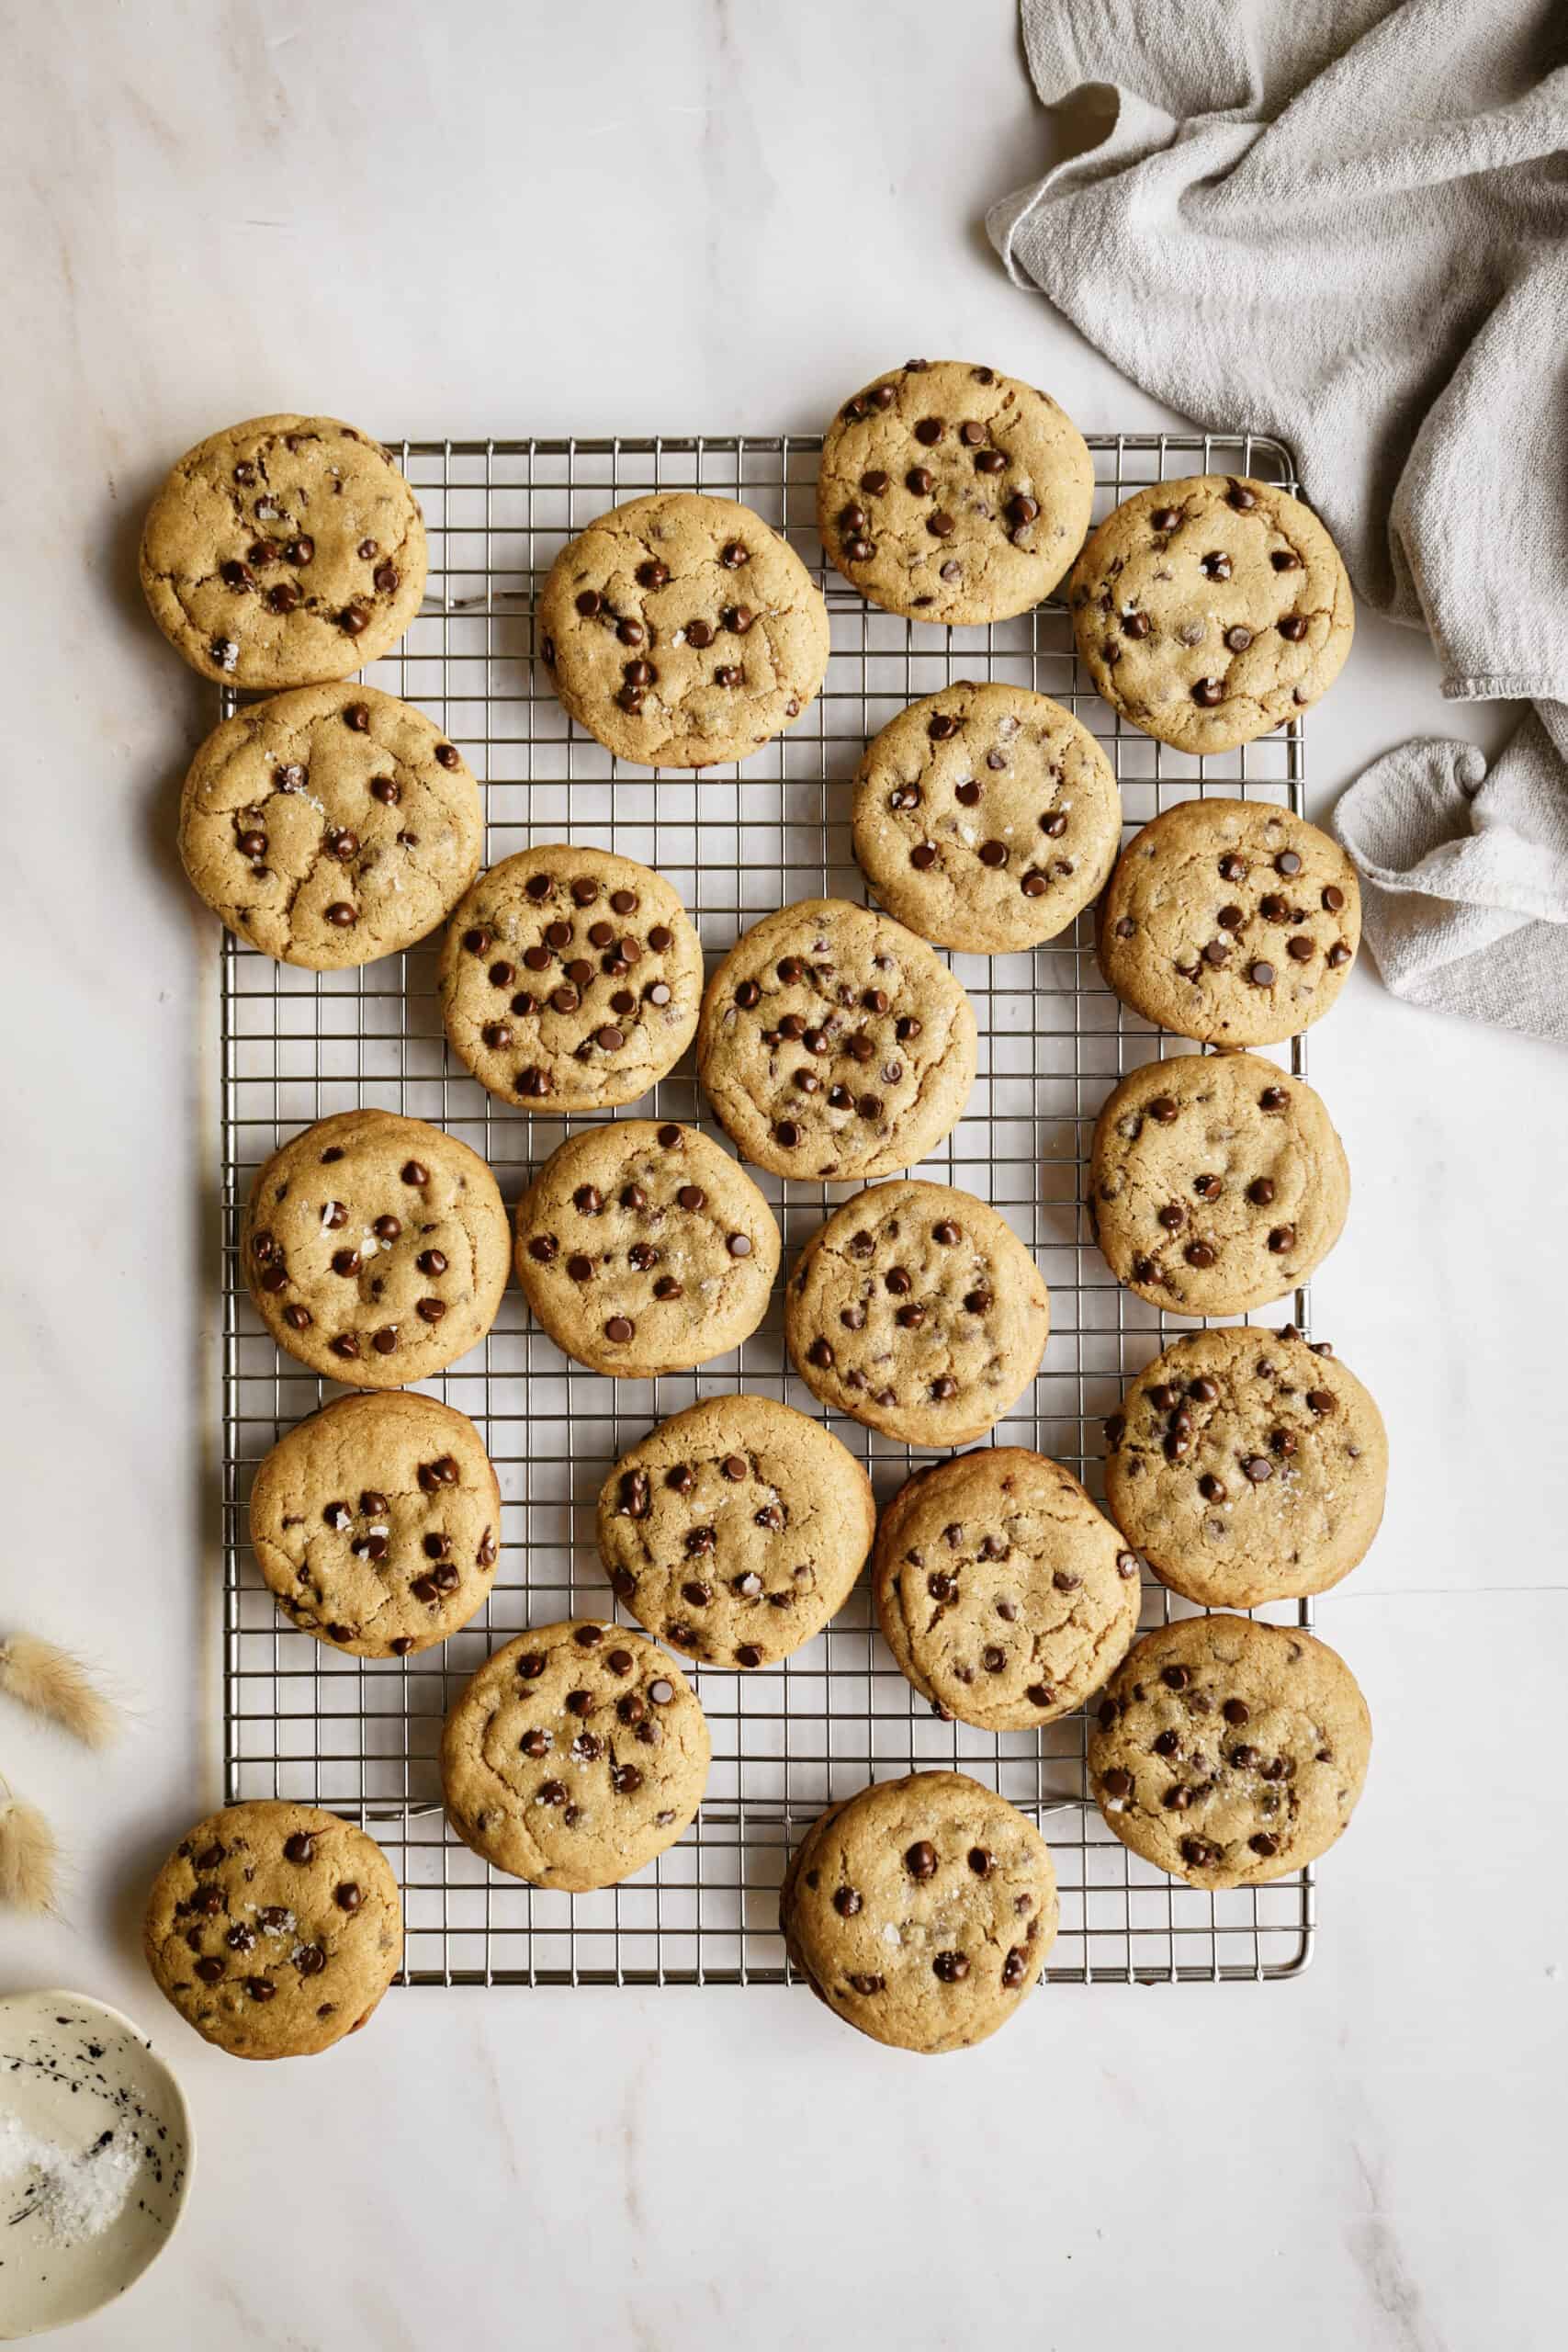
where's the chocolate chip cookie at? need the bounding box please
[1097,798,1361,1046]
[243,1109,511,1385]
[249,1394,500,1658]
[873,1451,1140,1732]
[784,1182,1049,1446]
[513,1121,780,1376]
[817,360,1093,625]
[696,900,976,1181]
[438,846,702,1112]
[1104,1326,1388,1609]
[851,683,1121,954]
[441,1622,709,1892]
[780,1771,1058,2053]
[1089,1053,1349,1317]
[597,1395,875,1671]
[1089,1615,1372,1888]
[538,492,829,767]
[143,1802,402,2060]
[179,683,480,970]
[1069,475,1354,753]
[141,413,427,688]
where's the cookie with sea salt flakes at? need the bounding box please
[1103,1326,1388,1610]
[852,682,1121,954]
[1088,1615,1371,1889]
[178,683,480,970]
[441,1623,710,1892]
[1068,474,1353,752]
[1096,797,1360,1046]
[242,1109,511,1387]
[513,1121,780,1377]
[597,1395,875,1672]
[780,1771,1058,2053]
[1088,1052,1349,1317]
[143,1801,402,2060]
[439,845,703,1112]
[249,1394,501,1658]
[141,413,427,688]
[784,1182,1049,1447]
[695,899,976,1182]
[817,359,1094,625]
[537,492,829,767]
[873,1450,1141,1734]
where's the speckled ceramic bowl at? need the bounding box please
[0,1989,193,2339]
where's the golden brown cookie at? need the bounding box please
[1089,1616,1371,1888]
[178,684,480,970]
[1097,798,1361,1046]
[818,360,1093,624]
[141,414,426,687]
[537,492,829,767]
[1068,475,1353,752]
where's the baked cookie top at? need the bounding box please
[441,1623,710,1893]
[179,684,480,970]
[696,899,976,1182]
[1104,1326,1387,1610]
[438,845,703,1113]
[1089,1615,1372,1890]
[817,360,1094,625]
[1097,797,1361,1046]
[242,1109,511,1387]
[538,492,829,768]
[598,1395,874,1672]
[141,413,426,688]
[1068,475,1354,753]
[143,1802,402,2060]
[1089,1052,1350,1317]
[852,682,1121,954]
[513,1121,780,1378]
[781,1770,1059,2053]
[249,1394,500,1658]
[784,1182,1049,1448]
[873,1450,1141,1733]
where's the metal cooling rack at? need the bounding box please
[220,425,1320,1987]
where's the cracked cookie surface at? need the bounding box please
[538,492,829,767]
[1069,474,1353,752]
[143,1801,402,2060]
[784,1182,1049,1446]
[179,683,480,969]
[696,899,976,1181]
[873,1451,1141,1732]
[780,1770,1058,2053]
[513,1121,780,1376]
[1089,1053,1349,1317]
[597,1395,874,1671]
[1105,1327,1387,1609]
[1097,797,1360,1046]
[141,413,427,688]
[1089,1615,1371,1889]
[441,1622,709,1892]
[242,1109,511,1386]
[438,845,703,1112]
[249,1394,500,1657]
[818,359,1093,625]
[852,682,1121,954]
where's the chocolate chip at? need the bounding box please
[1248,961,1275,987]
[1279,615,1309,640]
[1191,679,1224,707]
[932,1951,969,1984]
[1243,1455,1273,1483]
[1268,1225,1295,1252]
[604,1316,634,1342]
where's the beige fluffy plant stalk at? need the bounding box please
[0,1634,123,1748]
[0,1784,59,1912]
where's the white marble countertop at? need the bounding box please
[3,5,1563,2346]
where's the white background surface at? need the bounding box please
[2,5,1564,2346]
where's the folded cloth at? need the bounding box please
[988,0,1568,1042]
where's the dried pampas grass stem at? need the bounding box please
[0,1792,59,1912]
[0,1634,122,1747]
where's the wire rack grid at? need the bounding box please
[220,424,1321,1989]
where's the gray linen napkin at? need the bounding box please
[988,0,1568,1042]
